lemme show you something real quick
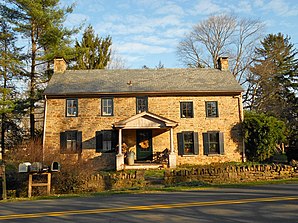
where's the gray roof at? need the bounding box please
[44,68,243,96]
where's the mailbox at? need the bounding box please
[18,162,31,173]
[30,162,43,172]
[50,161,61,172]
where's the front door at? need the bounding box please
[136,130,153,161]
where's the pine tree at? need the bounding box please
[2,0,75,137]
[0,17,23,200]
[250,33,298,146]
[73,25,112,69]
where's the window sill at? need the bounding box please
[181,154,198,157]
[205,154,223,156]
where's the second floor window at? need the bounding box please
[136,96,148,113]
[180,102,193,118]
[206,101,218,117]
[66,99,78,117]
[101,98,113,116]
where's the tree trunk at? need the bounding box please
[30,24,36,138]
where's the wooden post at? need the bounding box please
[28,174,33,198]
[47,173,51,195]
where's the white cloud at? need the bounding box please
[263,0,298,16]
[190,0,224,15]
[66,13,90,27]
[116,42,170,55]
[156,2,185,16]
[254,0,264,7]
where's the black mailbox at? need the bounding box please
[51,162,60,172]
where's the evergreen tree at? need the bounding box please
[243,111,286,162]
[0,18,23,200]
[73,25,112,69]
[1,0,75,137]
[250,33,298,146]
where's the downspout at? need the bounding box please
[42,95,48,163]
[236,93,246,162]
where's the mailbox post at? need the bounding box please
[18,161,60,198]
[28,172,51,198]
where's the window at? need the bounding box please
[177,131,199,155]
[60,130,82,154]
[101,98,113,116]
[206,101,218,117]
[203,132,224,155]
[180,102,194,118]
[66,99,78,117]
[136,96,148,113]
[96,130,117,152]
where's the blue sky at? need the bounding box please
[61,0,298,69]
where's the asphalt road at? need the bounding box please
[0,184,298,223]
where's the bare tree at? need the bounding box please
[177,14,264,107]
[107,48,127,70]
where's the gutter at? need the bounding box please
[42,95,47,162]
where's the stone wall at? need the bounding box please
[80,171,145,192]
[164,164,298,184]
[44,94,243,168]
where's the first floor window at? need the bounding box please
[60,130,82,154]
[136,96,148,113]
[203,131,224,155]
[66,99,78,117]
[101,98,113,116]
[177,131,199,155]
[205,101,218,117]
[180,102,194,118]
[96,130,117,152]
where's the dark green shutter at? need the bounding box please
[112,130,118,151]
[215,101,219,117]
[203,133,209,155]
[96,131,103,152]
[60,132,66,153]
[193,132,199,155]
[219,132,224,154]
[177,133,184,155]
[180,103,183,118]
[77,131,82,153]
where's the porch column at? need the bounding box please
[118,128,123,155]
[168,127,176,168]
[170,127,174,154]
[116,128,124,171]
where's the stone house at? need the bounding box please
[43,58,244,170]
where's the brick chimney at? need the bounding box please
[217,57,229,71]
[54,57,67,73]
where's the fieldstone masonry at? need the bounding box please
[164,164,298,184]
[44,95,243,169]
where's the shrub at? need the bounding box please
[243,111,287,162]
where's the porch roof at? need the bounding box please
[113,112,179,129]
